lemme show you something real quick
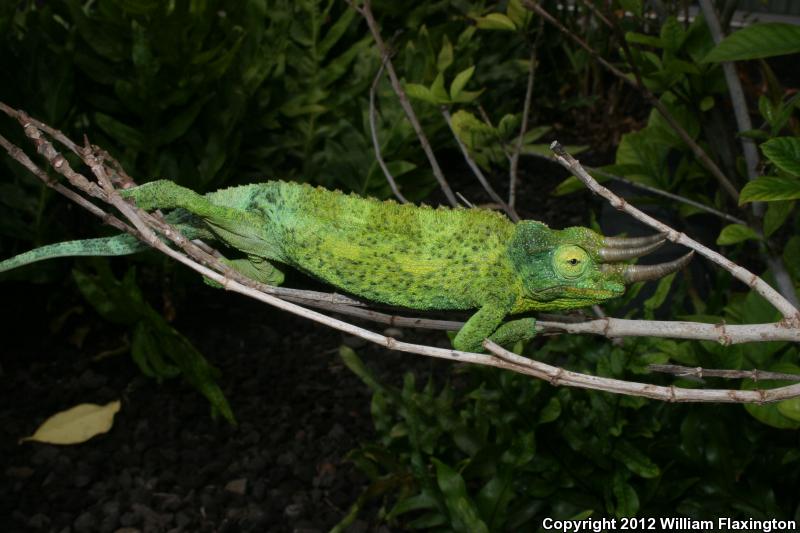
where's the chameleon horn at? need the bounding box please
[603,233,666,248]
[598,238,666,262]
[620,251,694,284]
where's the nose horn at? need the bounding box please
[619,251,695,284]
[603,233,667,248]
[598,238,665,262]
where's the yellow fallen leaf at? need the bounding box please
[19,400,121,445]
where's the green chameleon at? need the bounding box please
[0,180,691,352]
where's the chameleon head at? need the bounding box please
[508,221,693,311]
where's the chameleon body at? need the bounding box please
[0,180,690,352]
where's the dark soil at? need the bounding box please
[1,278,452,533]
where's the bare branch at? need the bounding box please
[550,141,800,322]
[648,364,800,382]
[353,0,458,206]
[369,60,408,204]
[485,340,800,403]
[441,107,519,221]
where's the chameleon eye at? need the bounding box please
[553,245,589,280]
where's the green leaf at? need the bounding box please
[404,83,438,104]
[339,346,385,393]
[389,490,440,518]
[506,0,531,29]
[703,23,800,62]
[740,176,800,204]
[612,473,640,517]
[432,458,489,533]
[777,398,800,422]
[613,440,660,478]
[699,96,714,111]
[476,473,514,529]
[761,137,800,176]
[450,66,475,100]
[625,32,662,48]
[643,272,676,319]
[430,72,449,103]
[659,17,685,53]
[474,13,516,31]
[451,89,484,104]
[716,224,760,245]
[318,8,357,59]
[437,35,453,72]
[763,201,794,237]
[538,397,561,423]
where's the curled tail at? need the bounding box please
[0,234,148,273]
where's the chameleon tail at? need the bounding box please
[0,234,147,273]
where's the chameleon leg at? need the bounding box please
[203,255,284,288]
[122,180,279,260]
[453,303,510,353]
[487,318,537,350]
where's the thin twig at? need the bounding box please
[509,18,544,209]
[352,0,458,206]
[647,364,800,382]
[455,192,474,208]
[441,107,519,221]
[590,167,749,226]
[0,133,138,237]
[522,0,742,203]
[524,150,749,226]
[369,59,408,203]
[484,340,800,403]
[550,141,800,321]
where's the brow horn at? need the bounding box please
[598,238,666,262]
[603,233,667,248]
[619,251,695,284]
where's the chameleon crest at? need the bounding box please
[0,180,691,352]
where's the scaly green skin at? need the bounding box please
[0,180,627,352]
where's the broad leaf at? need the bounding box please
[704,23,800,62]
[763,201,794,238]
[761,137,800,176]
[20,401,121,445]
[716,224,760,245]
[739,176,800,204]
[404,83,438,105]
[474,13,516,31]
[450,66,475,100]
[432,458,489,533]
[437,35,453,72]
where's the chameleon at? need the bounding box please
[0,180,692,352]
